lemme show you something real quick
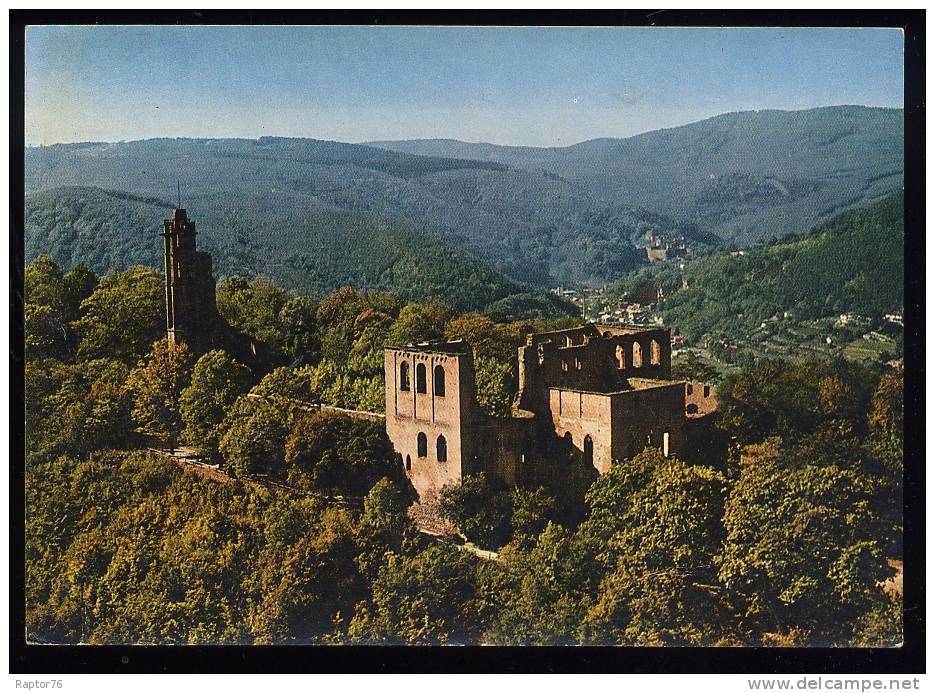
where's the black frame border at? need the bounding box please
[9,8,925,674]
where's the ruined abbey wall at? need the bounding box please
[384,343,482,501]
[384,324,709,503]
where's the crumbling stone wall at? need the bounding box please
[384,324,704,503]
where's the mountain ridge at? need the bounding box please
[25,105,903,293]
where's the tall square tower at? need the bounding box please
[384,339,480,501]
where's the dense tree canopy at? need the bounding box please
[24,255,904,647]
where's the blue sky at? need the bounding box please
[25,25,904,147]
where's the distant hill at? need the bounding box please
[25,106,902,294]
[23,135,708,291]
[24,185,576,317]
[369,105,904,246]
[614,191,905,342]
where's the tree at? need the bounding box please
[718,431,896,645]
[25,303,67,359]
[348,544,480,644]
[509,486,559,550]
[481,522,601,645]
[386,303,451,346]
[61,264,99,321]
[474,357,515,417]
[438,473,513,549]
[277,295,319,363]
[444,314,517,361]
[284,410,398,495]
[26,359,134,460]
[252,366,316,403]
[127,339,194,452]
[75,266,164,365]
[868,372,903,440]
[218,395,290,477]
[180,350,255,459]
[671,351,721,383]
[25,255,66,312]
[579,448,731,645]
[354,478,418,580]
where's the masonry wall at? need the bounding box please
[610,382,688,462]
[516,324,672,415]
[385,347,478,501]
[685,381,718,418]
[470,415,535,488]
[548,389,616,474]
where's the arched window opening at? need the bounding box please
[566,335,574,347]
[417,432,427,458]
[686,383,693,395]
[399,362,410,391]
[416,363,427,393]
[561,359,569,372]
[632,342,643,368]
[563,432,573,449]
[703,385,711,397]
[405,455,412,471]
[650,339,662,365]
[583,435,594,466]
[436,435,447,462]
[434,365,446,397]
[574,357,582,370]
[616,344,626,370]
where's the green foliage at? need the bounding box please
[216,277,321,365]
[624,193,904,345]
[25,181,573,318]
[671,351,721,383]
[23,248,904,647]
[385,303,452,346]
[25,254,67,312]
[438,474,513,549]
[868,372,904,440]
[716,357,879,444]
[474,357,516,417]
[482,522,600,644]
[74,266,164,365]
[24,449,388,644]
[180,350,256,459]
[24,256,99,358]
[218,396,290,477]
[283,410,399,496]
[26,357,134,460]
[127,339,194,452]
[718,431,899,645]
[579,449,731,645]
[509,487,559,550]
[354,478,419,580]
[348,544,480,644]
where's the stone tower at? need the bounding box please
[162,206,221,350]
[384,339,484,501]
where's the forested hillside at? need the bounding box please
[26,106,902,294]
[371,105,904,245]
[24,186,576,317]
[24,253,904,646]
[614,191,904,344]
[25,137,681,290]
